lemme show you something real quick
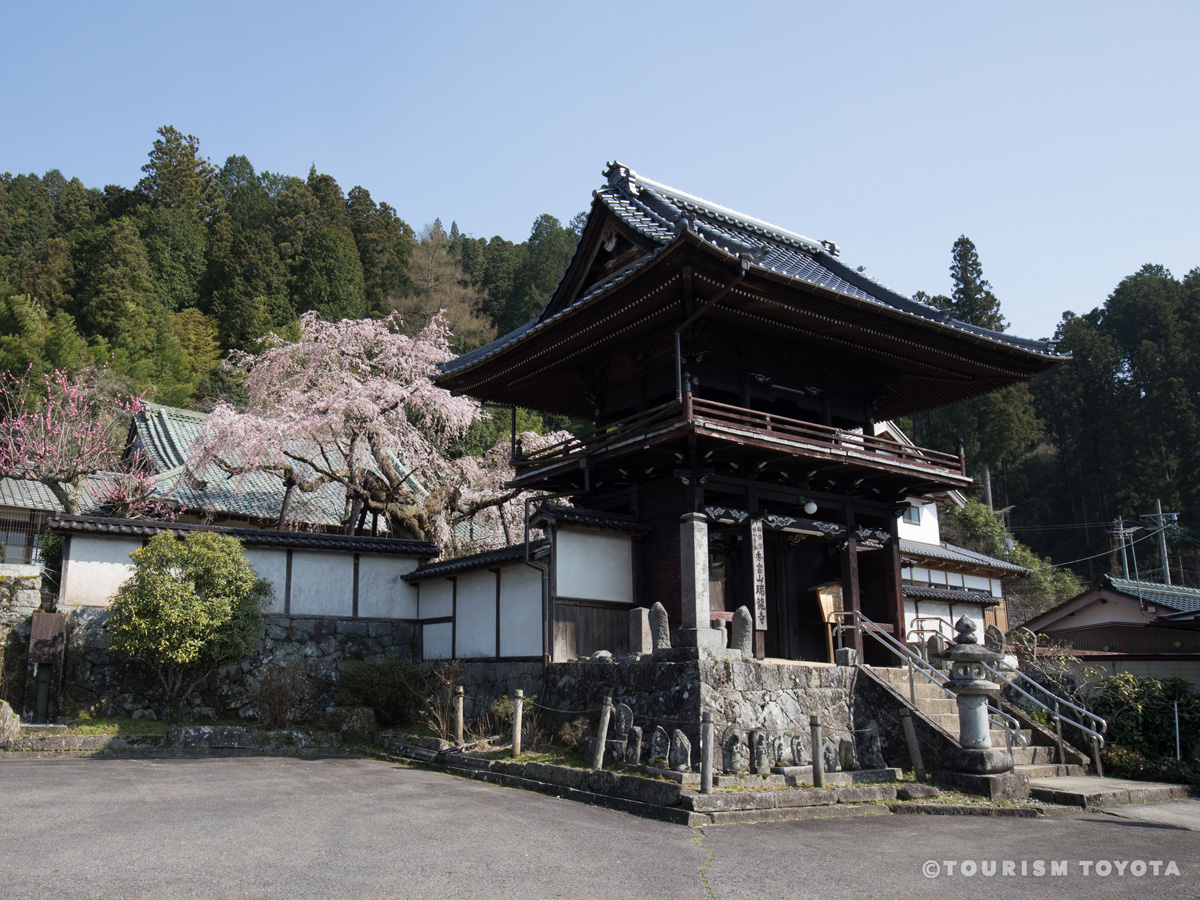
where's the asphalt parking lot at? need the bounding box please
[0,757,1196,899]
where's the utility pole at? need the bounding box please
[1108,518,1141,579]
[1140,499,1179,585]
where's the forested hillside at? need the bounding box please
[909,239,1200,592]
[0,126,580,407]
[4,127,1200,591]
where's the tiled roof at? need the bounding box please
[439,244,668,377]
[403,540,549,582]
[1101,575,1200,614]
[595,164,1060,356]
[900,538,1030,577]
[0,475,127,515]
[532,503,651,534]
[439,163,1063,385]
[903,583,1000,607]
[49,514,438,557]
[131,404,422,531]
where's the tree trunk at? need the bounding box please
[980,461,993,510]
[277,481,297,530]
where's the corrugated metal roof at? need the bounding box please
[1102,575,1200,614]
[900,538,1030,577]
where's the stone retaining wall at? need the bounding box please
[64,608,420,721]
[701,656,862,768]
[451,651,878,774]
[0,566,43,712]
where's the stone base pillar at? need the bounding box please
[678,513,723,653]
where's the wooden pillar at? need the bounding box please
[841,505,862,656]
[883,516,905,658]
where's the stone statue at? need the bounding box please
[722,727,747,773]
[649,603,671,651]
[649,725,670,766]
[731,606,754,655]
[669,729,692,772]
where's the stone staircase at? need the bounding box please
[871,666,1088,778]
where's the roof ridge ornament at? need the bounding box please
[604,161,637,195]
[820,240,840,257]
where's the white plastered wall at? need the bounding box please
[423,622,453,659]
[455,570,497,658]
[243,548,288,614]
[499,563,543,657]
[358,555,420,619]
[61,534,141,608]
[897,499,941,544]
[289,551,355,616]
[553,528,632,603]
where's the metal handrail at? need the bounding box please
[992,658,1108,737]
[907,616,957,642]
[827,610,1026,750]
[904,617,957,662]
[981,660,1107,745]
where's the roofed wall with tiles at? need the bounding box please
[59,530,424,621]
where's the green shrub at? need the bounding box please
[248,658,317,729]
[107,531,270,721]
[338,657,424,728]
[1086,673,1200,758]
[1102,744,1200,786]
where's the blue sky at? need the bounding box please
[4,1,1197,341]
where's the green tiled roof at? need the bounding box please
[1101,575,1200,613]
[131,404,422,531]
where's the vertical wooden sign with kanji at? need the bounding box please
[750,518,767,631]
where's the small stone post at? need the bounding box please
[591,694,614,770]
[453,685,464,745]
[810,715,824,788]
[899,708,925,781]
[701,711,714,794]
[512,690,524,758]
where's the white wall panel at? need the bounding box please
[554,529,632,603]
[499,564,543,657]
[358,555,420,619]
[242,548,287,614]
[290,551,354,617]
[455,570,497,659]
[419,580,454,619]
[423,622,453,659]
[62,535,140,608]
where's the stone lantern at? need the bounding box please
[932,617,1029,800]
[937,617,1002,750]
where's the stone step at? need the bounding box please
[872,667,949,688]
[1012,745,1059,766]
[1027,775,1188,808]
[1018,764,1089,778]
[908,697,958,715]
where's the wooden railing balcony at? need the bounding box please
[513,395,969,486]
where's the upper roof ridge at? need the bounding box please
[603,161,827,255]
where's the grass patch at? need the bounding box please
[473,744,588,768]
[59,715,263,737]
